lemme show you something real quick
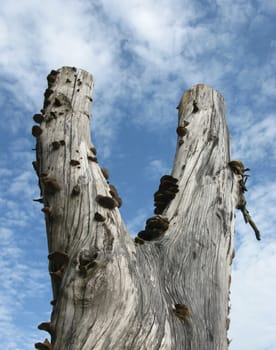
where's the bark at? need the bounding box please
[33,67,241,350]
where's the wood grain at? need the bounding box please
[34,68,239,349]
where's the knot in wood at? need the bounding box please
[72,184,81,196]
[192,100,199,113]
[174,304,190,320]
[78,248,99,273]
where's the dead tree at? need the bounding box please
[32,67,259,350]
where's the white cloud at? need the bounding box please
[126,209,149,236]
[231,114,276,162]
[0,226,50,350]
[230,240,276,350]
[0,0,275,348]
[145,159,171,181]
[229,180,276,348]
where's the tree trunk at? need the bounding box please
[33,67,239,350]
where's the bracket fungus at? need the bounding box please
[42,177,61,195]
[70,159,80,166]
[137,215,169,241]
[33,114,44,124]
[109,184,123,208]
[38,322,54,337]
[176,126,188,137]
[101,167,109,180]
[32,125,43,137]
[34,338,52,350]
[96,195,117,209]
[52,141,60,150]
[154,175,178,214]
[94,212,106,222]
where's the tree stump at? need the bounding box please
[33,67,244,349]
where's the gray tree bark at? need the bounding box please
[32,67,242,350]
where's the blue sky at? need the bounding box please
[0,0,276,349]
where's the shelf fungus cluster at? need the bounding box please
[136,215,169,242]
[154,175,179,215]
[228,160,261,240]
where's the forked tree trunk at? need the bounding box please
[33,67,240,350]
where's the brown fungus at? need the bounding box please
[176,126,188,137]
[41,207,51,215]
[226,318,230,330]
[33,114,44,124]
[48,251,69,267]
[34,338,52,350]
[160,175,178,184]
[37,322,54,337]
[52,141,60,150]
[228,160,245,176]
[145,215,169,232]
[71,184,81,196]
[134,237,145,245]
[50,267,64,280]
[96,195,117,209]
[88,155,98,162]
[90,146,97,155]
[44,88,53,99]
[94,212,106,222]
[101,167,109,180]
[109,184,123,208]
[70,159,80,166]
[42,177,61,195]
[32,125,43,137]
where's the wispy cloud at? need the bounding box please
[229,180,276,349]
[0,0,275,348]
[144,159,171,181]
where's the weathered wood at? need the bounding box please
[33,68,242,349]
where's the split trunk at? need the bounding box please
[33,67,240,350]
